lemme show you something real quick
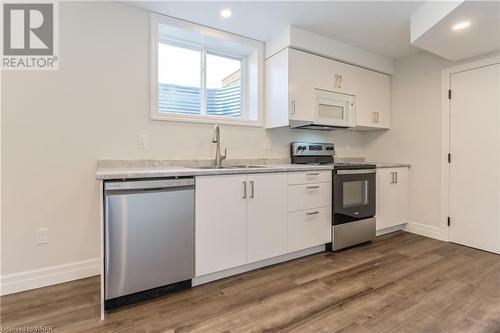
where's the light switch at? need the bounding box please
[138,134,148,148]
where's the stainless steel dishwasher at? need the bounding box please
[104,178,194,309]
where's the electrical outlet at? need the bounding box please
[37,228,48,245]
[263,138,272,150]
[138,134,148,149]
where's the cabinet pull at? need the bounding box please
[306,211,320,216]
[250,180,255,198]
[306,185,320,190]
[290,100,296,116]
[334,74,343,88]
[242,181,247,199]
[306,172,320,176]
[390,172,398,184]
[372,112,379,123]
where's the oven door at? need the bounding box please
[333,169,376,225]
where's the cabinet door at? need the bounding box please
[288,207,332,252]
[376,168,409,230]
[195,175,247,276]
[355,70,391,129]
[247,173,288,263]
[288,49,316,122]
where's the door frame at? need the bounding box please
[440,55,500,242]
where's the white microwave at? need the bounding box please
[314,89,356,128]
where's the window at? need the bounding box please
[151,14,263,126]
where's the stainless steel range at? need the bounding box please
[291,142,376,250]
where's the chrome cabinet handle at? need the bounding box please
[306,186,320,190]
[306,211,320,216]
[250,180,255,198]
[372,112,379,123]
[390,172,398,184]
[290,100,296,116]
[242,181,247,199]
[306,172,320,176]
[334,74,343,88]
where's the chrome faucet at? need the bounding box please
[212,124,227,167]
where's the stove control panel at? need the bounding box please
[291,142,335,156]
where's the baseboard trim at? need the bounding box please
[376,224,406,236]
[193,245,326,286]
[404,221,444,241]
[0,258,100,296]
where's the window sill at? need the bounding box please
[151,113,263,127]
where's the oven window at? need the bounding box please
[342,180,368,208]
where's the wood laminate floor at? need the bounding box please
[2,231,500,333]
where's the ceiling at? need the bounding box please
[411,1,500,61]
[128,1,425,60]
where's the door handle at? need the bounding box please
[306,211,320,216]
[290,100,296,116]
[242,181,247,199]
[306,172,320,176]
[394,172,398,184]
[305,186,320,190]
[250,180,255,198]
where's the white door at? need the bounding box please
[195,175,247,276]
[246,173,288,263]
[376,168,409,230]
[449,63,500,253]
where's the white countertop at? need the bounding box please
[96,164,334,180]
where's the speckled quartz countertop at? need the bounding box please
[95,158,411,180]
[364,162,412,169]
[96,159,333,180]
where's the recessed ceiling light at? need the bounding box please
[452,21,471,31]
[220,9,232,18]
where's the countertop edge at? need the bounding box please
[96,165,334,180]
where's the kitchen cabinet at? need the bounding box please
[195,174,248,276]
[195,173,288,276]
[247,173,288,263]
[265,47,391,130]
[287,171,332,252]
[376,167,409,230]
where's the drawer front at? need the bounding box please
[287,171,332,185]
[288,207,332,252]
[288,182,331,212]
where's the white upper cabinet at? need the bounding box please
[265,48,391,130]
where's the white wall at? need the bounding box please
[364,53,452,229]
[1,2,366,277]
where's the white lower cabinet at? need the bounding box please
[376,167,409,230]
[195,173,288,276]
[195,174,248,276]
[246,173,288,263]
[288,207,331,252]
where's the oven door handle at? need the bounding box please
[336,169,376,175]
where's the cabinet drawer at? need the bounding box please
[287,171,331,185]
[288,207,332,252]
[288,182,331,212]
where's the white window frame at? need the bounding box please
[151,13,263,127]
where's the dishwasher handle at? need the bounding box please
[105,178,194,192]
